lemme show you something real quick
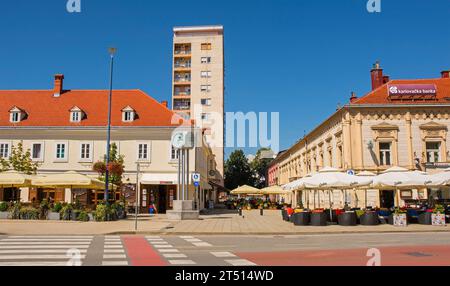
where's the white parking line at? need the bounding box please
[225,259,257,266]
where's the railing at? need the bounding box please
[174,78,191,83]
[174,50,191,55]
[174,63,191,68]
[174,92,191,96]
[174,105,191,110]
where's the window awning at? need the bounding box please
[140,173,178,185]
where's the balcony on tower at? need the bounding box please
[174,43,191,56]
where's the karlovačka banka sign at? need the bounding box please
[388,84,437,97]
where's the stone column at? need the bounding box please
[406,112,414,169]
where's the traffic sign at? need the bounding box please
[192,173,201,183]
[347,170,355,176]
[194,181,200,187]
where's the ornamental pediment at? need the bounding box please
[419,121,448,131]
[371,122,399,131]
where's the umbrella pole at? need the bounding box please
[365,189,368,209]
[329,190,333,221]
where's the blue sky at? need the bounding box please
[1,0,449,158]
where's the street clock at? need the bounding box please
[171,129,194,149]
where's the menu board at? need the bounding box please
[393,214,407,227]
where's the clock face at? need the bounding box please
[171,132,185,149]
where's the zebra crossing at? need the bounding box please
[102,236,128,266]
[146,236,195,265]
[0,235,258,266]
[0,236,93,266]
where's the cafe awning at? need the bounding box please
[0,171,35,188]
[31,171,105,190]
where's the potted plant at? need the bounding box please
[71,209,82,221]
[60,204,73,221]
[9,201,21,220]
[0,201,9,219]
[39,199,50,220]
[391,208,407,227]
[48,202,62,221]
[19,207,40,220]
[432,204,446,226]
[77,211,90,222]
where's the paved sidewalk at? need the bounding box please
[1,210,449,235]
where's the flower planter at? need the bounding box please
[292,212,311,226]
[310,212,327,226]
[47,212,60,221]
[359,212,379,226]
[281,210,289,221]
[337,212,357,226]
[418,212,432,225]
[431,214,446,226]
[0,212,9,220]
[71,211,81,221]
[88,213,94,222]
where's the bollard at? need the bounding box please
[238,208,242,216]
[260,208,264,216]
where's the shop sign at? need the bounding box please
[393,214,407,227]
[432,214,446,226]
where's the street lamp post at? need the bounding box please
[105,47,117,205]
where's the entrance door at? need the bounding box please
[158,185,167,214]
[380,190,395,208]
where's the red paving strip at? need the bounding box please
[122,236,168,266]
[237,245,450,266]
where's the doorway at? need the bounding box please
[380,190,395,209]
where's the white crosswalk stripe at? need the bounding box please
[180,236,212,247]
[211,252,237,258]
[0,236,93,266]
[225,259,257,266]
[102,236,128,266]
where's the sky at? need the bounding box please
[1,0,449,159]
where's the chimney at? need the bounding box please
[370,61,384,90]
[161,100,168,108]
[383,75,390,84]
[441,70,450,78]
[53,74,64,97]
[350,91,358,103]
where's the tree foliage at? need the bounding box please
[251,148,274,189]
[224,149,255,190]
[0,142,38,175]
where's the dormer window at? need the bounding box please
[122,106,136,122]
[69,106,85,123]
[9,107,25,123]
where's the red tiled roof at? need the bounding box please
[351,78,450,105]
[0,89,182,127]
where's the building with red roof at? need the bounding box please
[0,75,218,212]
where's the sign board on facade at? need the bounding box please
[388,84,437,99]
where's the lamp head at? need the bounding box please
[108,47,117,56]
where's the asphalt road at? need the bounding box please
[0,232,449,266]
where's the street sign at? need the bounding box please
[194,181,200,187]
[192,173,201,183]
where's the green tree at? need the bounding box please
[1,142,38,175]
[251,148,275,188]
[224,149,255,190]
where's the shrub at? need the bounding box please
[52,202,63,213]
[39,199,50,220]
[9,202,21,219]
[60,204,73,221]
[20,207,40,220]
[0,201,8,212]
[94,204,108,222]
[78,211,90,222]
[433,204,445,214]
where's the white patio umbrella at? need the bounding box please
[372,166,434,207]
[356,171,377,208]
[429,168,450,187]
[302,167,373,219]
